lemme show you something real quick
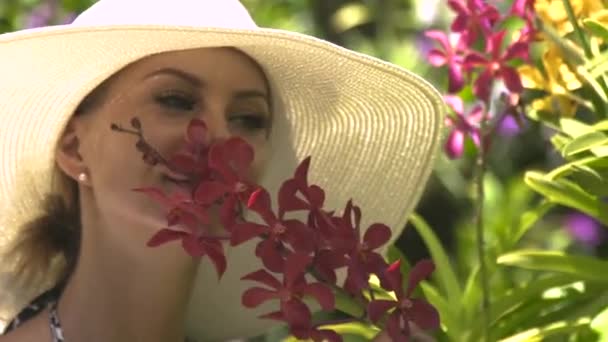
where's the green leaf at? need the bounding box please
[562,131,608,156]
[524,171,608,226]
[558,118,594,138]
[334,288,365,318]
[461,265,480,321]
[499,318,591,342]
[508,200,554,247]
[591,305,608,341]
[490,274,586,326]
[497,250,608,282]
[570,165,608,197]
[321,322,379,340]
[583,18,608,41]
[546,155,608,179]
[409,214,462,304]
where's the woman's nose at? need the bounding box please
[197,109,231,144]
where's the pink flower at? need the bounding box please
[464,30,528,101]
[448,0,501,45]
[443,95,485,159]
[425,30,466,93]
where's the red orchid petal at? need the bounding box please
[283,219,315,252]
[363,223,392,250]
[182,235,206,257]
[284,253,313,287]
[230,222,268,246]
[410,299,441,330]
[256,239,285,273]
[294,157,312,188]
[278,179,309,215]
[447,0,467,15]
[201,240,227,278]
[259,310,285,322]
[427,49,447,66]
[463,52,487,67]
[306,185,325,207]
[300,283,335,311]
[504,42,529,61]
[282,299,312,329]
[186,119,207,145]
[167,153,199,174]
[473,70,493,101]
[450,14,468,32]
[367,299,397,323]
[223,137,254,173]
[247,188,277,225]
[406,259,435,297]
[387,311,408,342]
[147,229,185,247]
[241,269,282,289]
[500,66,523,93]
[242,287,279,308]
[318,329,342,342]
[344,261,369,294]
[194,180,228,205]
[445,129,465,159]
[364,252,389,276]
[177,201,211,226]
[220,195,239,230]
[208,144,236,183]
[168,208,201,231]
[488,31,506,57]
[386,260,405,298]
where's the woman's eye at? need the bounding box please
[229,114,269,132]
[155,93,196,111]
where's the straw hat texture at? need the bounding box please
[0,0,445,339]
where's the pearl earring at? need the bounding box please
[77,172,87,183]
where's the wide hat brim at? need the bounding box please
[0,24,444,339]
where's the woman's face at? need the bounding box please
[59,47,272,250]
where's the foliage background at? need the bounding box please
[3,0,608,341]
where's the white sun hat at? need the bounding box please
[0,0,445,339]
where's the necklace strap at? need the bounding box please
[48,301,65,342]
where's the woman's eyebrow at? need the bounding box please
[144,67,270,106]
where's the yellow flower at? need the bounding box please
[535,0,605,36]
[518,44,582,116]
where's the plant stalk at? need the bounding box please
[476,112,491,342]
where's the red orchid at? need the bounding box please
[167,119,210,178]
[147,229,227,277]
[368,260,440,341]
[278,157,328,220]
[194,137,257,229]
[316,201,391,295]
[291,326,342,342]
[231,188,314,272]
[464,30,528,101]
[448,0,500,46]
[133,187,210,228]
[425,30,466,93]
[443,95,485,159]
[241,253,335,329]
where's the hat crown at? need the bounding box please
[71,0,258,29]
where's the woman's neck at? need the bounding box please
[57,212,199,342]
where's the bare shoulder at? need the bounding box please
[0,310,51,342]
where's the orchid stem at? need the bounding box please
[476,109,490,342]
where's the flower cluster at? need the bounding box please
[111,118,440,341]
[425,0,535,158]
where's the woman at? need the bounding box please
[0,0,445,341]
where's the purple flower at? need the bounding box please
[25,2,57,28]
[565,213,605,247]
[443,95,485,159]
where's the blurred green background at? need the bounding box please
[1,0,606,297]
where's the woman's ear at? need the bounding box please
[55,118,90,186]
